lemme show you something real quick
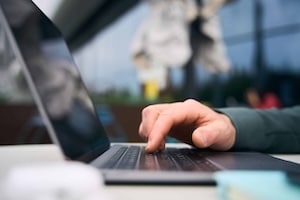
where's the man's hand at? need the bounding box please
[139,99,236,153]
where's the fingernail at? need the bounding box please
[199,133,207,147]
[145,142,151,152]
[194,130,208,147]
[146,140,156,153]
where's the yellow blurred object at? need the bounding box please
[144,80,159,102]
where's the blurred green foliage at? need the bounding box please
[86,69,300,107]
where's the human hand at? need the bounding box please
[139,99,236,153]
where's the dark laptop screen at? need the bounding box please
[0,0,110,162]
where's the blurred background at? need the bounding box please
[1,0,300,144]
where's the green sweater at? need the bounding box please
[218,106,300,154]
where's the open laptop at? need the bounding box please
[1,0,300,185]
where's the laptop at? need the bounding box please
[1,0,300,185]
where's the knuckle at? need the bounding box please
[184,99,200,108]
[142,105,154,116]
[184,99,197,104]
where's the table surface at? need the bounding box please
[0,144,299,200]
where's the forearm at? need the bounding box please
[218,106,300,153]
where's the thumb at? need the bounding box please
[191,126,216,149]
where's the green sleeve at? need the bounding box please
[217,106,300,153]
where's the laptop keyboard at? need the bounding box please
[101,146,220,172]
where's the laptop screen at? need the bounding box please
[0,0,110,162]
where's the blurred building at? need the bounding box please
[31,0,300,106]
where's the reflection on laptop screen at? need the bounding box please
[0,0,110,162]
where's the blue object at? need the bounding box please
[214,171,300,200]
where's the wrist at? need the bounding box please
[219,113,236,150]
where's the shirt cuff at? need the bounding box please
[216,107,268,151]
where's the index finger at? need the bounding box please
[139,104,171,140]
[146,100,203,152]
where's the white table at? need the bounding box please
[0,144,299,200]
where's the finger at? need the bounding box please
[192,125,229,150]
[192,126,215,148]
[146,101,200,152]
[145,99,214,152]
[138,123,148,141]
[159,140,166,151]
[145,113,172,152]
[139,104,168,139]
